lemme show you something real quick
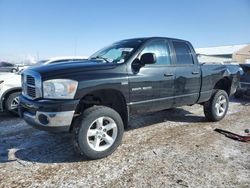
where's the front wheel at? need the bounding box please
[203,90,229,122]
[72,106,124,160]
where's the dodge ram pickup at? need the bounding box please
[19,37,240,159]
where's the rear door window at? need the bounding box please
[173,41,194,65]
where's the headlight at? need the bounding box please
[0,80,4,85]
[43,79,78,99]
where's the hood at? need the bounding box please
[26,60,117,78]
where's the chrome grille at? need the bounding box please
[27,86,36,98]
[26,75,35,86]
[22,70,42,99]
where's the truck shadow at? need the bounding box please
[1,132,83,164]
[0,112,20,120]
[127,108,206,130]
[8,108,206,164]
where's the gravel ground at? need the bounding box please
[0,98,249,187]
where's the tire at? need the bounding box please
[203,90,229,122]
[72,106,124,160]
[11,69,17,73]
[5,92,21,116]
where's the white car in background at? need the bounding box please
[0,56,87,115]
[0,72,22,115]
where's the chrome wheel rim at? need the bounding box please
[10,96,19,110]
[87,116,118,152]
[215,95,227,117]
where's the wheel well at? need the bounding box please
[74,89,128,129]
[2,89,22,109]
[213,77,231,95]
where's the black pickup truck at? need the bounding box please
[19,37,240,159]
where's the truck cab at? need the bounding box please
[128,38,202,114]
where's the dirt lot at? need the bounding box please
[0,98,249,187]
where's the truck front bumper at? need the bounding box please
[19,95,80,132]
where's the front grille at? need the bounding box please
[26,75,35,86]
[27,86,36,98]
[22,71,42,99]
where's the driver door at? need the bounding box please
[128,39,175,114]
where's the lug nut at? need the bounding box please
[103,129,106,132]
[102,134,106,137]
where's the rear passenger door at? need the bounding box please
[171,40,201,106]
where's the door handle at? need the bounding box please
[192,71,200,75]
[164,73,174,77]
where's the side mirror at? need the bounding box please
[140,53,156,65]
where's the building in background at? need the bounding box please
[195,44,250,64]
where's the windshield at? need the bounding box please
[89,39,144,63]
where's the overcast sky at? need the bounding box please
[0,0,250,62]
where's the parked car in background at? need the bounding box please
[0,62,19,73]
[0,56,87,115]
[0,71,22,115]
[234,64,250,98]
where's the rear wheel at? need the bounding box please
[203,90,229,122]
[5,92,21,116]
[72,106,124,160]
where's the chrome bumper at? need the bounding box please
[23,110,75,132]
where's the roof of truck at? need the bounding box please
[122,37,188,43]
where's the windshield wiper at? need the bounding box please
[90,56,111,63]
